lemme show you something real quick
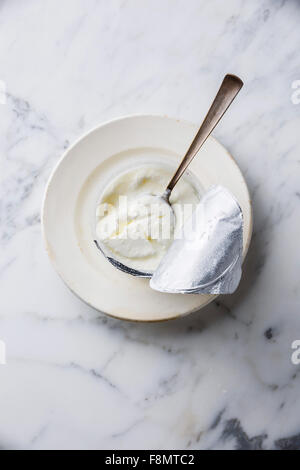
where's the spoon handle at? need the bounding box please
[165,74,243,195]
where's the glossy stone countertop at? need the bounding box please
[0,0,299,450]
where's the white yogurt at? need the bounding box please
[95,165,200,272]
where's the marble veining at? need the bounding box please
[0,0,300,450]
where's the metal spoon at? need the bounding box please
[95,74,243,277]
[161,74,243,204]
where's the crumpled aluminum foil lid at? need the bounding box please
[150,185,243,294]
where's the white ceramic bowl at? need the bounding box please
[42,115,252,322]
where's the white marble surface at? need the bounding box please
[0,0,300,450]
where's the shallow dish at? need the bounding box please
[42,115,252,322]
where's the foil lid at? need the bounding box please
[150,185,243,294]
